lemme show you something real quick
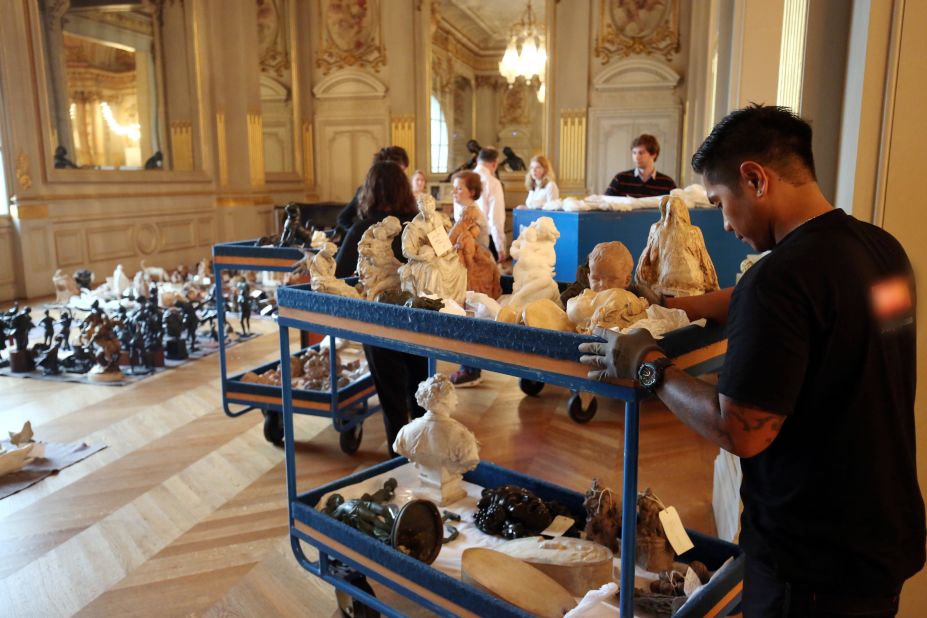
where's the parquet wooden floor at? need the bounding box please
[0,318,722,617]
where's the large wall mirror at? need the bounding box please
[39,0,199,172]
[429,0,549,179]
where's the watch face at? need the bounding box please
[638,363,657,387]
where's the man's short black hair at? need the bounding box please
[477,147,499,163]
[691,104,816,190]
[373,146,409,168]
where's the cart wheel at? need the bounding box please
[519,378,545,396]
[568,392,598,423]
[262,410,284,446]
[339,423,363,454]
[335,575,379,618]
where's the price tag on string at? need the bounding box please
[658,506,695,555]
[427,227,454,256]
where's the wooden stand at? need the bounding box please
[8,349,33,373]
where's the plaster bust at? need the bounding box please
[392,373,480,505]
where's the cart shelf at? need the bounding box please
[212,241,380,451]
[274,284,742,616]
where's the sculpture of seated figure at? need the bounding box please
[448,173,501,299]
[567,241,650,333]
[356,215,403,300]
[398,194,467,305]
[52,269,80,304]
[393,373,480,505]
[505,216,562,312]
[309,242,362,299]
[635,195,720,297]
[278,203,314,247]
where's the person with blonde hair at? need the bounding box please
[523,155,560,209]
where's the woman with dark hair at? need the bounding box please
[334,161,428,457]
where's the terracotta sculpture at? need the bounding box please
[448,181,501,299]
[505,216,561,311]
[356,215,403,300]
[635,195,720,297]
[392,373,480,505]
[566,241,650,333]
[87,317,124,382]
[52,269,80,304]
[310,242,362,299]
[398,196,467,304]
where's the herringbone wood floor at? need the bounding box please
[0,319,721,617]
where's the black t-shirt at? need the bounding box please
[719,209,925,593]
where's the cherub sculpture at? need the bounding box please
[398,195,467,304]
[393,373,480,505]
[505,216,561,312]
[567,242,650,333]
[356,215,403,300]
[635,195,720,297]
[310,242,362,299]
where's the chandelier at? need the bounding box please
[498,1,547,101]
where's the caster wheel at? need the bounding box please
[339,423,363,454]
[519,378,545,396]
[567,392,598,423]
[336,575,379,618]
[262,410,284,445]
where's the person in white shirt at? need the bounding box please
[471,147,508,263]
[522,155,559,209]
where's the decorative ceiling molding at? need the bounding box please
[594,0,681,64]
[593,58,680,92]
[312,68,387,100]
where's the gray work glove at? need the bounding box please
[578,327,664,381]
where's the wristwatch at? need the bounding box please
[637,357,674,392]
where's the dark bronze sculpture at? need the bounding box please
[279,203,314,247]
[144,151,163,170]
[501,146,527,172]
[74,269,94,290]
[444,139,482,182]
[322,478,443,564]
[39,309,56,348]
[57,310,73,351]
[54,146,79,169]
[36,335,64,375]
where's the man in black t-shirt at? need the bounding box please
[603,134,677,198]
[579,105,924,616]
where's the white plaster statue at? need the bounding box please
[111,264,131,297]
[356,216,402,300]
[52,269,80,304]
[132,270,152,298]
[522,298,575,332]
[0,442,35,478]
[392,373,480,505]
[140,260,170,283]
[635,196,720,297]
[398,195,467,304]
[310,242,362,299]
[310,230,328,250]
[506,216,562,311]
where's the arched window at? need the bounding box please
[430,95,448,174]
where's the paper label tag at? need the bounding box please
[427,227,454,256]
[658,506,695,555]
[540,515,575,537]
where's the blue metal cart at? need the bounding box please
[275,284,743,617]
[212,240,380,452]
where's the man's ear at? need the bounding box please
[740,161,767,196]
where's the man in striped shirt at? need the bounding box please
[604,134,676,198]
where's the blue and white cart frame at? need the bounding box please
[212,241,380,452]
[275,284,744,617]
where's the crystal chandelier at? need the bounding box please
[498,1,547,101]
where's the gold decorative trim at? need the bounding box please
[316,0,386,75]
[594,0,680,64]
[215,197,257,208]
[559,109,587,185]
[302,120,315,187]
[216,112,228,186]
[170,122,194,171]
[15,152,32,190]
[390,115,415,171]
[247,111,265,187]
[10,203,49,220]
